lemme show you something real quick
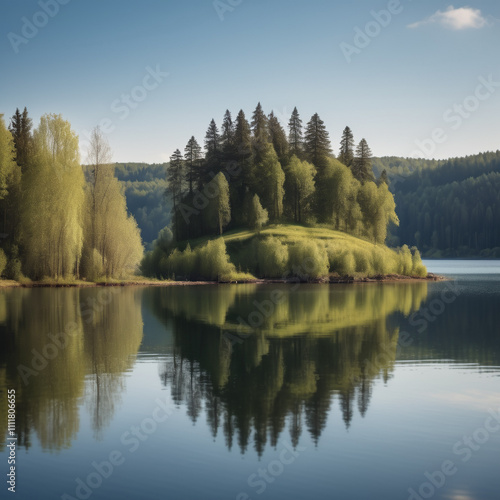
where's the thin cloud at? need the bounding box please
[408,5,487,30]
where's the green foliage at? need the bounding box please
[284,155,316,223]
[0,249,7,277]
[253,237,288,278]
[207,172,231,235]
[247,194,269,230]
[388,151,500,256]
[288,240,329,279]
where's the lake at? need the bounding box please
[1,260,499,500]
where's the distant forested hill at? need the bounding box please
[375,152,500,257]
[115,163,171,247]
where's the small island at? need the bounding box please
[1,104,433,286]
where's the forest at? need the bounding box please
[0,108,143,282]
[374,151,500,257]
[140,104,424,280]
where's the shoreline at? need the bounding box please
[0,273,446,289]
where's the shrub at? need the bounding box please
[397,245,413,276]
[352,248,373,274]
[288,240,329,279]
[411,247,427,277]
[254,237,288,278]
[197,238,235,280]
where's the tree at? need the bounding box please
[353,139,374,183]
[247,194,268,230]
[339,126,354,167]
[9,107,32,172]
[208,172,231,235]
[166,149,184,240]
[82,127,143,279]
[288,107,303,157]
[20,114,85,279]
[377,169,389,186]
[285,155,316,223]
[184,136,202,194]
[256,143,285,221]
[304,113,332,171]
[221,110,235,151]
[268,112,289,165]
[86,126,113,252]
[0,114,21,243]
[204,119,221,159]
[251,102,268,163]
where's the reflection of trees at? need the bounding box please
[0,288,143,451]
[152,283,428,455]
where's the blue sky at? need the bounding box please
[1,0,499,163]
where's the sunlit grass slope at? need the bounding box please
[152,224,427,281]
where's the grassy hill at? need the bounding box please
[142,224,427,281]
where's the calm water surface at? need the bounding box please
[1,261,499,500]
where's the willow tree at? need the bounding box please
[208,172,231,235]
[20,114,85,279]
[82,127,143,279]
[285,155,316,223]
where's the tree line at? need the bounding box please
[165,104,399,244]
[386,151,500,257]
[0,108,143,281]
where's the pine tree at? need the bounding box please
[251,102,268,163]
[288,107,303,157]
[184,136,202,194]
[304,113,332,171]
[166,149,185,240]
[204,119,221,159]
[353,139,374,183]
[0,115,21,243]
[339,126,354,167]
[377,169,389,186]
[221,110,235,151]
[9,107,32,172]
[268,112,289,165]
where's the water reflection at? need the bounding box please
[0,288,143,451]
[149,283,429,454]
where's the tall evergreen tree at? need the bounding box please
[166,149,185,240]
[288,107,303,157]
[251,102,268,163]
[353,139,374,183]
[220,110,235,151]
[0,114,21,243]
[9,107,32,172]
[304,113,332,171]
[184,136,202,194]
[204,119,221,159]
[268,112,289,165]
[339,126,355,167]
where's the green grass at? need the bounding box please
[171,224,428,279]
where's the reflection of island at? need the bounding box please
[150,283,428,454]
[0,288,143,451]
